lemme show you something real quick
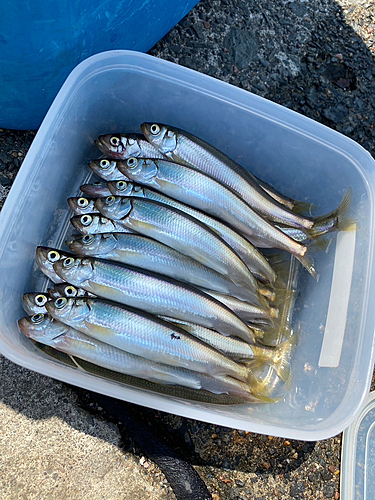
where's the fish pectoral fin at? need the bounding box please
[296,249,319,281]
[292,200,316,216]
[68,355,87,372]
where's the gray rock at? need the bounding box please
[224,27,259,70]
[322,105,349,124]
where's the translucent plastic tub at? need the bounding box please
[0,50,374,440]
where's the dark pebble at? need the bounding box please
[290,481,305,497]
[289,2,307,17]
[323,482,336,498]
[0,174,11,186]
[170,45,181,55]
[235,479,245,487]
[179,55,198,71]
[0,151,10,164]
[223,27,258,70]
[321,469,333,480]
[322,105,349,124]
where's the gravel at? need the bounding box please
[1,0,375,498]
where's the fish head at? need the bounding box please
[141,123,177,154]
[18,313,69,344]
[35,247,72,283]
[68,197,96,215]
[52,283,85,299]
[107,180,137,197]
[117,157,158,183]
[80,182,111,198]
[95,134,124,156]
[70,214,116,235]
[67,233,118,256]
[95,195,132,220]
[53,256,94,286]
[45,296,91,325]
[95,134,144,158]
[22,292,50,316]
[89,159,127,182]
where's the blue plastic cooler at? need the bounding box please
[0,0,199,130]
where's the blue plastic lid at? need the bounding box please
[341,391,375,499]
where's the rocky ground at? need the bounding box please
[1,0,374,498]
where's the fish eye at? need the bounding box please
[105,196,115,206]
[110,137,120,147]
[82,234,95,244]
[77,197,89,207]
[47,250,60,263]
[54,297,68,309]
[63,257,75,269]
[31,313,45,323]
[126,157,138,168]
[100,159,110,169]
[64,286,77,297]
[81,215,92,226]
[116,180,127,190]
[150,124,160,135]
[35,294,48,306]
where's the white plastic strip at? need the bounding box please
[319,227,357,367]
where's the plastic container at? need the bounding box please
[0,50,374,440]
[0,0,199,130]
[341,391,375,499]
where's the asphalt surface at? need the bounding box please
[1,0,374,498]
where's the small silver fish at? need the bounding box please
[80,182,112,198]
[35,246,74,284]
[45,297,252,382]
[115,157,310,269]
[160,316,292,387]
[48,283,95,299]
[68,197,98,215]
[70,213,134,235]
[89,159,127,182]
[18,313,254,399]
[95,133,165,160]
[204,291,278,324]
[23,292,51,315]
[66,233,256,302]
[52,255,257,343]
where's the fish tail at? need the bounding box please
[259,286,276,302]
[295,248,319,280]
[245,362,289,401]
[270,307,279,319]
[250,337,295,389]
[310,188,357,238]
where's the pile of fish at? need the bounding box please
[18,123,354,404]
